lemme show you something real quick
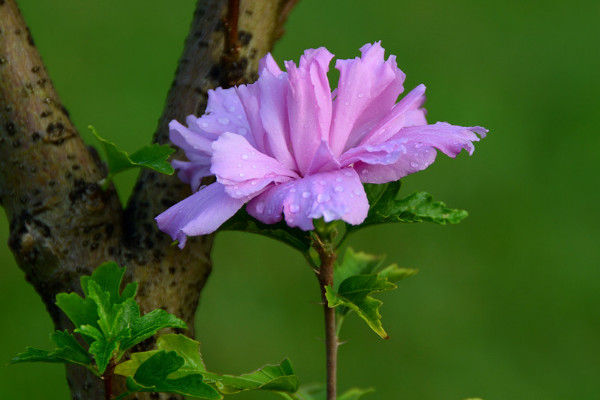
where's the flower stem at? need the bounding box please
[313,234,339,400]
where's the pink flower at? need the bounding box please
[156,42,486,247]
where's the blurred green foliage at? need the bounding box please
[1,0,599,399]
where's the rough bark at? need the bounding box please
[0,0,298,399]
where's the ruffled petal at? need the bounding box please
[237,82,268,154]
[259,53,283,76]
[211,132,298,198]
[171,159,210,192]
[194,87,254,144]
[246,168,369,230]
[344,123,487,183]
[285,47,334,175]
[358,84,428,146]
[155,183,247,248]
[258,69,297,170]
[329,42,406,156]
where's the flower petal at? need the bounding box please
[345,123,487,183]
[155,183,246,247]
[211,132,298,198]
[195,87,253,143]
[259,53,283,76]
[171,159,210,192]
[246,168,369,230]
[329,42,406,156]
[285,48,334,174]
[258,69,297,170]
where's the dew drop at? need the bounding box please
[251,181,257,186]
[241,154,249,160]
[218,117,230,125]
[366,145,374,152]
[357,93,364,98]
[344,101,350,106]
[344,171,353,177]
[237,114,244,119]
[252,164,257,169]
[410,162,419,168]
[238,127,248,135]
[290,204,300,213]
[319,180,327,186]
[239,172,245,178]
[201,122,209,128]
[237,163,243,168]
[317,194,330,203]
[235,190,242,196]
[334,186,343,193]
[335,177,343,183]
[399,145,407,154]
[256,202,265,213]
[414,143,423,149]
[353,189,362,195]
[228,106,236,112]
[302,191,311,198]
[290,188,297,193]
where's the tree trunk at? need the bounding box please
[0,0,298,398]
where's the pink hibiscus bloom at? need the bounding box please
[156,42,486,247]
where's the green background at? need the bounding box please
[1,0,599,399]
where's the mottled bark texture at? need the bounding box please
[0,0,297,399]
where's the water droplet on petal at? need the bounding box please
[399,145,407,154]
[251,181,257,186]
[237,114,244,119]
[410,162,419,168]
[319,180,327,186]
[201,122,209,128]
[357,92,364,98]
[335,177,343,183]
[302,191,311,199]
[241,154,249,160]
[218,117,229,125]
[290,188,297,193]
[235,190,242,196]
[344,171,353,177]
[290,204,300,213]
[252,164,257,169]
[256,202,265,213]
[228,106,236,112]
[317,194,330,203]
[344,101,350,106]
[237,163,243,168]
[353,189,361,195]
[415,143,423,149]
[334,186,343,192]
[239,172,245,178]
[366,145,374,152]
[238,127,248,135]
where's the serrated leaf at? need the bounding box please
[81,261,137,303]
[89,125,174,188]
[55,292,99,335]
[221,209,312,253]
[75,324,116,374]
[334,248,386,291]
[11,331,93,370]
[119,307,187,353]
[348,182,468,233]
[125,350,221,399]
[326,275,396,339]
[117,334,298,395]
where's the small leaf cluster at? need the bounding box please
[11,262,300,399]
[114,334,298,399]
[89,126,175,189]
[326,248,417,339]
[11,262,186,376]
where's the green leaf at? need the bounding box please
[338,387,375,400]
[333,248,386,291]
[55,292,99,335]
[221,209,312,253]
[348,182,468,233]
[117,334,298,395]
[326,275,396,339]
[125,350,221,399]
[10,331,92,370]
[89,125,174,188]
[75,324,116,374]
[80,261,137,304]
[119,306,187,352]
